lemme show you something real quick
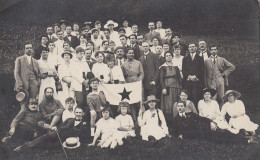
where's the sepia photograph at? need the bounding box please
[0,0,259,159]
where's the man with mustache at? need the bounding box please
[14,42,40,112]
[39,87,65,130]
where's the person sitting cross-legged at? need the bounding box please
[13,107,91,152]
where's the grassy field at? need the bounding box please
[0,23,260,160]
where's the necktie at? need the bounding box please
[120,60,122,65]
[213,57,216,64]
[145,55,147,60]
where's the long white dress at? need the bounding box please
[198,99,238,134]
[140,109,169,141]
[221,100,258,132]
[38,59,57,103]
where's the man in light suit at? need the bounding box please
[14,43,40,111]
[144,22,161,46]
[139,42,160,98]
[204,45,235,103]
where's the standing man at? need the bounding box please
[34,35,49,60]
[54,30,65,57]
[163,28,172,44]
[46,26,57,42]
[182,43,204,107]
[104,20,120,46]
[129,34,142,60]
[121,48,144,124]
[131,24,139,36]
[204,45,235,102]
[198,40,210,61]
[144,22,161,46]
[14,42,40,112]
[171,32,188,56]
[155,21,166,39]
[122,20,132,37]
[139,42,160,98]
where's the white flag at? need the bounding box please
[99,81,142,105]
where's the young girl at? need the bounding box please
[88,106,119,149]
[139,95,170,141]
[87,78,107,136]
[92,51,109,82]
[115,101,136,145]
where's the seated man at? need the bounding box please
[173,101,257,144]
[14,107,91,152]
[2,98,43,148]
[39,87,65,130]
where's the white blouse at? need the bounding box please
[198,99,221,120]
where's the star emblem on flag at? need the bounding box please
[118,87,132,101]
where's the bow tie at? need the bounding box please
[75,119,81,122]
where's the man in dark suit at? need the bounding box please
[182,43,204,107]
[119,34,129,53]
[144,22,161,46]
[85,48,96,70]
[131,24,139,36]
[198,40,210,61]
[14,43,40,112]
[34,35,49,60]
[173,101,254,144]
[14,107,91,152]
[171,32,188,56]
[129,34,142,60]
[63,25,80,49]
[46,26,57,43]
[139,42,160,98]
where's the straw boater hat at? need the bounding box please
[16,89,26,102]
[144,95,160,104]
[104,20,118,29]
[63,137,80,149]
[222,90,241,102]
[202,88,216,97]
[61,51,73,59]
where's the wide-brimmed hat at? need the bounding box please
[16,90,26,102]
[222,90,241,101]
[63,137,80,149]
[104,20,118,29]
[61,51,73,59]
[202,88,216,97]
[144,95,160,104]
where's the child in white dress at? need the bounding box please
[88,106,120,149]
[115,101,136,145]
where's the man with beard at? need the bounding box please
[14,42,40,112]
[198,40,210,61]
[39,87,65,130]
[14,107,91,152]
[121,48,144,124]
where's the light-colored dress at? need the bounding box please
[221,100,258,132]
[198,99,239,134]
[92,63,110,82]
[106,66,125,83]
[95,117,119,148]
[115,114,136,140]
[140,109,169,141]
[38,59,57,103]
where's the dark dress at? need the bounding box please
[160,64,181,119]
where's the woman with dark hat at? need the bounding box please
[57,51,74,107]
[139,95,170,141]
[221,90,259,136]
[198,88,238,134]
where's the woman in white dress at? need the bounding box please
[198,88,238,134]
[38,48,57,103]
[57,51,74,107]
[221,90,259,135]
[105,55,125,84]
[172,44,184,79]
[139,95,170,141]
[47,42,58,69]
[92,51,109,82]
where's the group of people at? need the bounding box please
[2,19,259,152]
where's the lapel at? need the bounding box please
[22,54,30,68]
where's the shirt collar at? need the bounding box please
[144,52,149,55]
[211,55,218,58]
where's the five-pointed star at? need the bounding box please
[119,87,132,101]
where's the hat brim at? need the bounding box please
[104,22,118,29]
[16,92,26,102]
[63,141,80,149]
[222,90,241,101]
[202,88,216,97]
[61,53,73,59]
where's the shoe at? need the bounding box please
[2,136,11,143]
[13,146,22,152]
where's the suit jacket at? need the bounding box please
[173,112,212,138]
[172,42,188,56]
[86,58,97,70]
[48,34,58,43]
[34,45,48,60]
[204,56,235,87]
[139,52,160,89]
[63,35,80,49]
[182,53,204,88]
[14,54,40,91]
[144,31,161,45]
